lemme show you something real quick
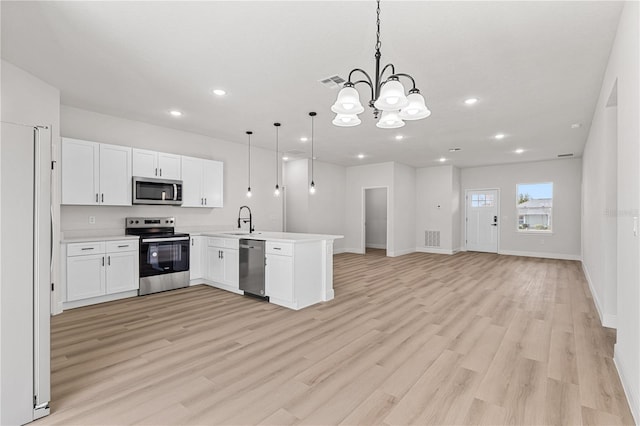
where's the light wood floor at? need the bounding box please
[38,250,635,425]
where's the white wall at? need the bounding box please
[582,100,618,328]
[283,158,346,251]
[60,106,283,237]
[1,60,59,424]
[452,167,462,251]
[460,159,582,259]
[415,166,455,253]
[583,2,639,422]
[365,188,387,249]
[393,163,416,256]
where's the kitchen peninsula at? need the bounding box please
[188,231,343,310]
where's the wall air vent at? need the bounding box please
[424,231,441,248]
[319,75,346,89]
[557,153,574,158]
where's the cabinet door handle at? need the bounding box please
[117,245,128,248]
[81,247,94,251]
[107,255,111,266]
[204,198,207,205]
[221,251,224,259]
[96,193,99,203]
[155,168,158,176]
[201,198,204,205]
[159,168,162,176]
[273,247,281,250]
[101,193,104,203]
[191,239,194,246]
[102,256,105,266]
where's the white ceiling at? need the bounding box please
[1,1,623,168]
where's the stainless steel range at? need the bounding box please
[125,217,190,295]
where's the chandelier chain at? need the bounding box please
[375,0,381,51]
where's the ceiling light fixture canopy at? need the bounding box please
[331,0,430,128]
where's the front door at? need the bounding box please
[466,189,499,253]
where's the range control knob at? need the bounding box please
[135,220,139,224]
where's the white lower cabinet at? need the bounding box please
[64,239,139,308]
[265,253,293,303]
[205,237,239,292]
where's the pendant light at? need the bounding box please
[246,131,252,198]
[309,112,316,194]
[273,123,281,197]
[330,0,431,127]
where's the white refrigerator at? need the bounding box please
[1,122,51,424]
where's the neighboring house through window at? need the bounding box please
[517,182,553,232]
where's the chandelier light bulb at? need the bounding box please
[274,185,280,197]
[376,111,405,129]
[399,92,431,120]
[332,113,361,127]
[246,188,252,198]
[331,86,365,115]
[374,79,409,111]
[309,181,316,194]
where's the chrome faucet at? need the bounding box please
[237,205,255,233]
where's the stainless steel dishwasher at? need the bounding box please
[239,239,267,298]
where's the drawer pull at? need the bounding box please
[81,247,94,251]
[117,245,129,248]
[273,247,282,250]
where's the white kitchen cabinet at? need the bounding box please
[189,236,204,281]
[181,156,223,208]
[266,253,293,302]
[61,138,132,206]
[132,148,181,180]
[67,253,105,302]
[63,239,139,308]
[205,238,239,291]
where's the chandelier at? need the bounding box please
[331,0,431,129]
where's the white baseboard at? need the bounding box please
[333,248,347,254]
[498,249,581,261]
[581,262,617,329]
[387,248,415,257]
[415,247,455,255]
[614,348,639,425]
[365,243,387,249]
[343,248,365,254]
[62,290,138,310]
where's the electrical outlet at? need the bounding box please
[89,216,96,225]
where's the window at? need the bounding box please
[471,193,495,207]
[516,182,553,232]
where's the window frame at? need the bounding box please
[516,182,553,233]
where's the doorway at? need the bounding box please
[363,187,388,255]
[465,189,499,253]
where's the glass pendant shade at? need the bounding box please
[274,185,280,197]
[309,181,316,194]
[374,79,409,111]
[246,187,252,198]
[399,92,431,120]
[331,86,365,115]
[376,110,405,129]
[332,113,361,127]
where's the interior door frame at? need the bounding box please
[361,186,390,255]
[464,188,501,253]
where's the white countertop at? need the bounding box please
[191,231,343,243]
[61,235,140,244]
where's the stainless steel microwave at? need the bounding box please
[132,177,183,205]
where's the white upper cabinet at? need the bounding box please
[180,156,223,208]
[62,138,131,206]
[61,138,99,205]
[132,148,181,180]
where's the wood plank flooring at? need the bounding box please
[37,250,635,425]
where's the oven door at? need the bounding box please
[139,236,190,277]
[133,177,183,205]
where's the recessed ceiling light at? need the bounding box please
[357,154,365,159]
[571,123,582,129]
[515,148,524,154]
[439,157,446,162]
[395,135,404,140]
[282,156,289,161]
[300,137,308,142]
[169,110,183,117]
[495,133,505,140]
[464,98,478,105]
[212,89,226,96]
[449,147,462,152]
